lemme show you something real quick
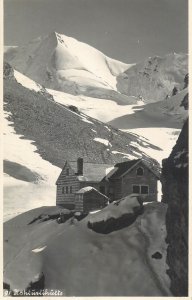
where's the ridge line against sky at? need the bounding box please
[4,0,188,63]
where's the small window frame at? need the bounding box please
[136,167,144,176]
[66,186,69,194]
[141,185,149,195]
[132,185,140,193]
[132,184,149,195]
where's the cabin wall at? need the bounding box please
[74,194,84,212]
[121,163,158,202]
[75,191,108,213]
[105,179,122,201]
[83,191,108,213]
[56,163,80,209]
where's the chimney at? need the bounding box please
[77,157,83,175]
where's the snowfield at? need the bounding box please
[3,112,61,221]
[4,200,171,296]
[14,70,41,92]
[123,128,181,164]
[48,88,140,122]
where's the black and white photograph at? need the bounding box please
[3,0,189,297]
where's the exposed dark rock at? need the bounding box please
[180,93,188,110]
[171,86,178,96]
[183,73,188,89]
[68,105,79,113]
[28,209,72,225]
[26,272,45,293]
[3,61,15,79]
[152,252,162,259]
[161,118,188,296]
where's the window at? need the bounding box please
[133,185,140,193]
[66,168,69,176]
[141,185,149,194]
[136,167,144,176]
[132,185,149,195]
[66,186,68,194]
[62,187,65,194]
[70,186,73,194]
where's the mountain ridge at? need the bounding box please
[117,52,188,102]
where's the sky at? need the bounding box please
[4,0,188,63]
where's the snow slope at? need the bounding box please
[4,32,133,100]
[4,200,171,296]
[48,88,141,122]
[109,88,188,130]
[123,128,181,165]
[3,112,61,222]
[117,53,188,102]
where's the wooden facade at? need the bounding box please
[101,160,159,202]
[75,187,109,213]
[56,158,159,211]
[56,158,112,210]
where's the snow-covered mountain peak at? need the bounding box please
[4,31,132,97]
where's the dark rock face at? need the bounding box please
[180,93,188,110]
[161,119,188,296]
[183,73,188,89]
[3,62,14,79]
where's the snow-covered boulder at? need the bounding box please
[87,195,143,233]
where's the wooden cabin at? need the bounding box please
[75,186,109,213]
[56,158,113,210]
[100,159,160,202]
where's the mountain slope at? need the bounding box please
[117,53,188,102]
[4,62,159,167]
[4,32,134,102]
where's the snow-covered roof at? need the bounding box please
[76,186,94,193]
[75,186,109,199]
[104,159,160,180]
[69,161,113,182]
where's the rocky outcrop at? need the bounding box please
[161,118,188,296]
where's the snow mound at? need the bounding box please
[87,195,142,225]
